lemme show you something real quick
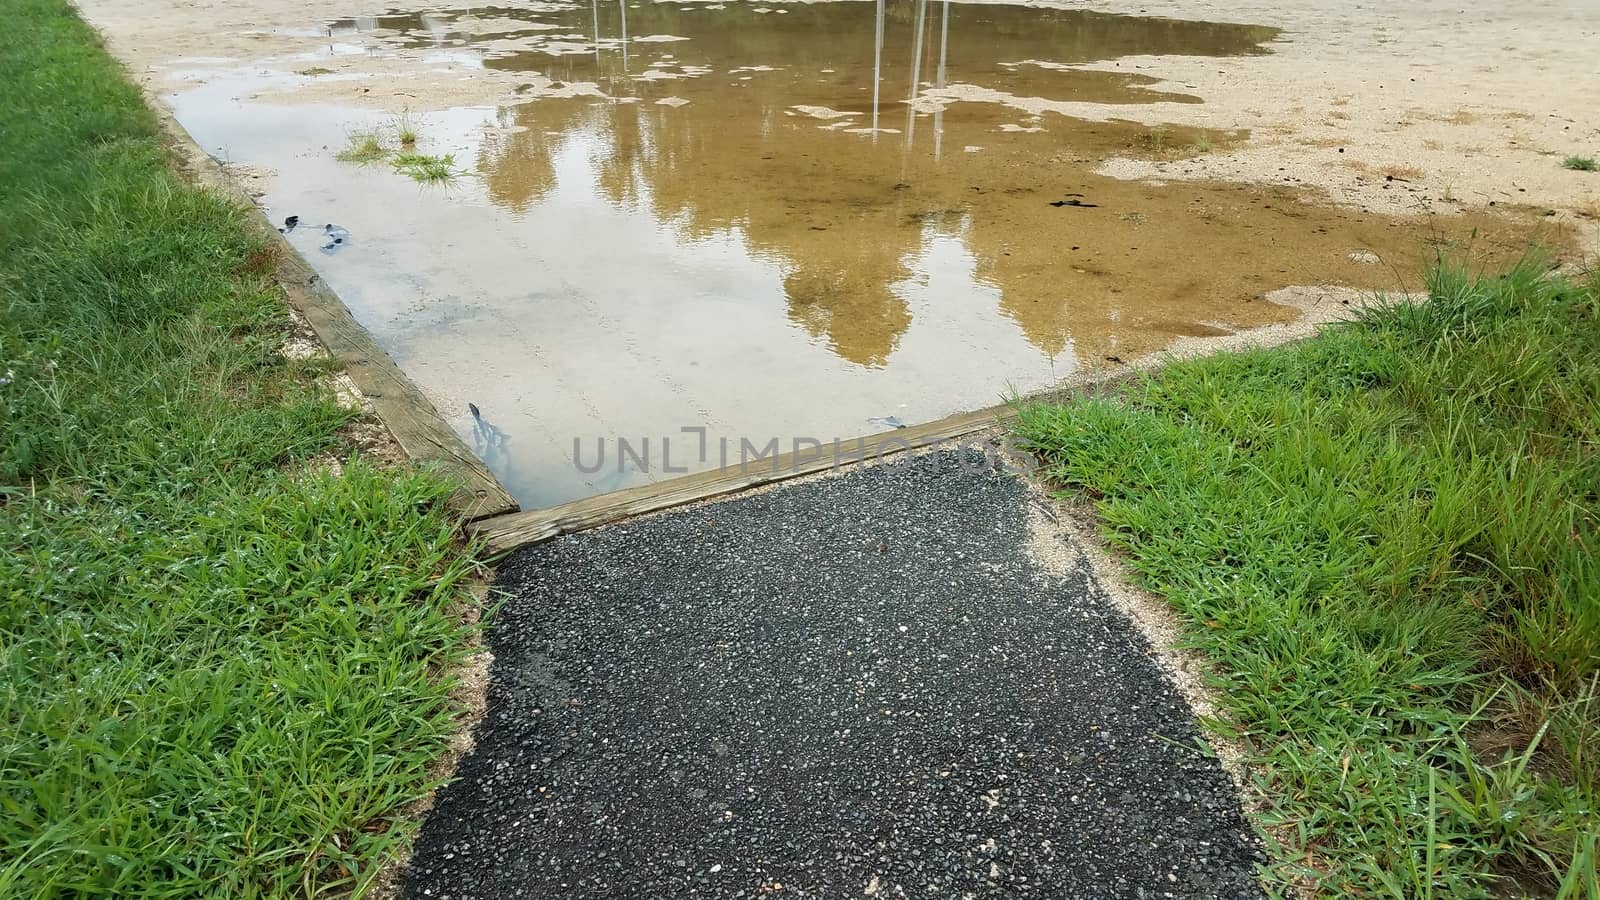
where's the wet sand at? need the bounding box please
[80,0,1600,223]
[75,0,1597,506]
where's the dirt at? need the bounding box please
[278,306,410,470]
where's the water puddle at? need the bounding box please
[166,1,1559,508]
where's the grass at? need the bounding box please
[1134,125,1231,161]
[336,129,460,185]
[1562,155,1596,172]
[391,152,458,184]
[336,129,388,164]
[393,111,419,147]
[1,0,478,895]
[1015,259,1600,896]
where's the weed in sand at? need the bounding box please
[1561,155,1596,171]
[336,129,388,164]
[1015,259,1600,896]
[393,110,419,146]
[393,151,459,184]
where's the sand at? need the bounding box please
[74,0,1600,230]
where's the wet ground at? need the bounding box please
[150,0,1563,507]
[407,451,1265,898]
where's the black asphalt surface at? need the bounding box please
[407,450,1263,899]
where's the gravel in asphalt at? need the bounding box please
[406,449,1264,899]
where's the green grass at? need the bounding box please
[335,129,389,165]
[2,0,477,895]
[392,111,419,147]
[390,152,458,185]
[1015,260,1600,896]
[337,127,460,185]
[1562,155,1597,172]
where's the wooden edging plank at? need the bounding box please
[147,104,519,521]
[467,402,1018,555]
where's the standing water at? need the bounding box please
[164,1,1542,506]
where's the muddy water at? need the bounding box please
[169,1,1555,507]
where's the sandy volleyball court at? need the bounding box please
[73,0,1600,506]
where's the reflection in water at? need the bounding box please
[872,0,885,137]
[935,0,948,159]
[340,0,1532,368]
[470,406,512,475]
[401,1,1291,365]
[617,0,627,71]
[294,3,1559,506]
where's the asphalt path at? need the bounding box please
[407,450,1263,899]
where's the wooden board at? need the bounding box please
[148,104,519,521]
[467,403,1018,555]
